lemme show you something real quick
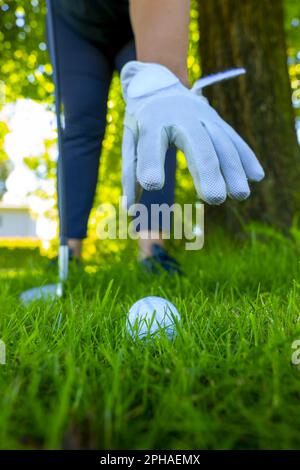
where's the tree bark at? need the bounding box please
[197,0,300,229]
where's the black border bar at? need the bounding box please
[0,450,299,467]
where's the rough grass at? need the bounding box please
[1,226,300,450]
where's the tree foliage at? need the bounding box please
[0,0,52,103]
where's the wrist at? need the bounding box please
[164,63,189,87]
[137,59,189,88]
[175,70,190,88]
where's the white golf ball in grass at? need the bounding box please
[127,296,180,340]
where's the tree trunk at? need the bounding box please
[197,0,300,229]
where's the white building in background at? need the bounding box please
[0,203,37,238]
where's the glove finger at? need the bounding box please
[137,125,168,191]
[175,122,227,205]
[205,122,250,200]
[122,127,137,209]
[220,120,265,182]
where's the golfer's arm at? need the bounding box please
[129,0,190,87]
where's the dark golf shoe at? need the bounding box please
[140,244,182,275]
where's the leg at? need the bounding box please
[47,12,113,256]
[115,42,177,258]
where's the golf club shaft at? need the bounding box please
[46,0,67,245]
[46,0,68,282]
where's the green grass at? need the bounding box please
[1,226,300,450]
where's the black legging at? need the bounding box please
[47,11,177,239]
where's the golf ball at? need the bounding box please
[127,296,180,340]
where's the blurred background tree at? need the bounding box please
[198,0,300,229]
[0,0,51,203]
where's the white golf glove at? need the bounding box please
[120,61,265,208]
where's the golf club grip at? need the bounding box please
[46,0,68,245]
